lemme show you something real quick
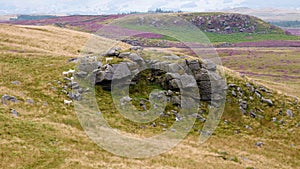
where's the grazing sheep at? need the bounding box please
[105,57,113,63]
[68,69,75,74]
[62,71,69,76]
[64,100,72,106]
[62,69,76,76]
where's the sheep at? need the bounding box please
[68,69,75,74]
[105,57,113,63]
[62,71,69,76]
[64,100,72,106]
[62,69,76,76]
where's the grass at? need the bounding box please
[0,24,299,168]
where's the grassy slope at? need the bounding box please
[0,24,299,169]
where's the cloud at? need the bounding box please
[4,0,296,15]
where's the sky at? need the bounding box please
[0,0,299,15]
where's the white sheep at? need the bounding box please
[62,69,76,76]
[105,57,113,63]
[62,71,69,76]
[68,69,75,74]
[64,100,72,106]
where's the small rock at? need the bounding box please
[272,117,277,122]
[159,122,167,127]
[250,111,256,118]
[11,81,21,85]
[1,94,18,105]
[286,109,293,118]
[255,91,261,98]
[151,122,156,127]
[130,46,143,51]
[26,99,34,104]
[170,128,177,132]
[240,106,247,115]
[255,142,263,147]
[228,84,236,88]
[11,109,18,117]
[232,90,237,97]
[239,100,248,109]
[261,98,273,106]
[234,130,240,134]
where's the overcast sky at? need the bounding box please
[0,0,299,15]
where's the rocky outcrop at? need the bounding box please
[74,48,227,108]
[180,13,274,34]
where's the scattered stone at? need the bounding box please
[232,90,237,97]
[239,100,248,109]
[170,128,177,132]
[68,58,79,63]
[1,94,18,105]
[228,84,236,88]
[261,98,273,106]
[159,122,167,127]
[255,142,263,147]
[272,117,277,122]
[255,91,261,98]
[11,109,18,117]
[67,92,82,101]
[279,119,285,125]
[234,130,240,134]
[240,106,247,115]
[286,109,294,118]
[130,46,143,51]
[224,120,228,124]
[245,125,252,129]
[250,111,256,118]
[11,81,21,85]
[151,122,156,127]
[26,99,34,104]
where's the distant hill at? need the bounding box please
[179,12,283,34]
[223,7,300,22]
[10,15,58,21]
[1,12,299,44]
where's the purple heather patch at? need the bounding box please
[234,40,300,47]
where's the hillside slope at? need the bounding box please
[0,24,299,169]
[2,13,299,44]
